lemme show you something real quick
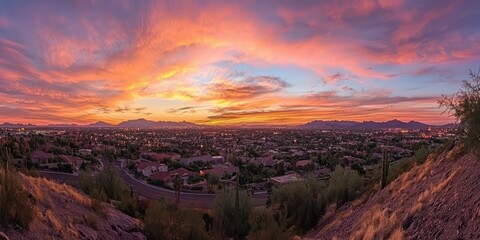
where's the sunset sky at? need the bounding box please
[1,0,479,125]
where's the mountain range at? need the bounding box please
[300,119,456,130]
[0,118,201,129]
[0,119,456,129]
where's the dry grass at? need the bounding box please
[45,210,62,232]
[389,227,404,240]
[350,205,398,240]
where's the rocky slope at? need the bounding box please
[307,145,480,239]
[1,174,145,240]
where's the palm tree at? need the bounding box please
[173,174,184,204]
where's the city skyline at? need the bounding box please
[1,0,479,125]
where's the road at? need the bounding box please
[38,160,268,209]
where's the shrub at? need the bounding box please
[214,188,252,239]
[117,195,138,217]
[144,200,209,240]
[208,173,220,185]
[0,147,35,229]
[270,176,326,233]
[249,208,291,240]
[439,68,480,154]
[325,165,364,206]
[0,168,36,229]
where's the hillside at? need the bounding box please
[307,145,480,239]
[0,174,145,240]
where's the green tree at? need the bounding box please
[248,208,291,240]
[173,174,184,204]
[270,176,326,233]
[214,188,252,239]
[325,166,364,206]
[439,68,480,154]
[144,200,209,240]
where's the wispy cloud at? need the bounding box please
[0,0,478,124]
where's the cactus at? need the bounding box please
[381,148,389,189]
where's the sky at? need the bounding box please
[0,0,479,126]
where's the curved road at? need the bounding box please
[38,160,268,209]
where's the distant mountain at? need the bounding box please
[0,119,200,129]
[301,119,447,130]
[0,122,36,128]
[301,120,359,129]
[87,121,114,128]
[116,118,199,128]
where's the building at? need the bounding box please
[296,160,314,170]
[141,151,181,162]
[179,155,225,166]
[31,150,56,168]
[268,173,301,186]
[150,168,196,183]
[136,161,168,177]
[59,155,84,170]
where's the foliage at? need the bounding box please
[173,174,184,204]
[144,200,209,240]
[207,173,220,185]
[324,165,364,206]
[270,176,326,233]
[95,167,128,200]
[248,208,291,240]
[117,195,138,217]
[387,146,429,184]
[0,147,35,229]
[214,188,252,239]
[58,163,73,173]
[439,68,480,154]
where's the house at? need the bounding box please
[31,150,56,168]
[179,155,225,166]
[141,151,181,162]
[296,160,314,170]
[201,164,238,177]
[59,155,84,170]
[150,168,196,183]
[268,173,301,186]
[250,155,280,167]
[136,161,168,177]
[343,156,363,164]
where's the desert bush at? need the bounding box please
[95,167,127,200]
[117,195,138,217]
[387,146,429,184]
[439,68,480,154]
[0,146,36,229]
[248,208,291,240]
[270,176,326,233]
[144,200,209,240]
[214,188,252,239]
[325,165,364,206]
[90,187,107,214]
[0,168,36,229]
